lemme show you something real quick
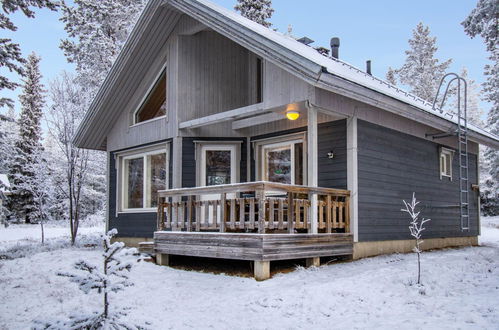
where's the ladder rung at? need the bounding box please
[461,190,469,193]
[461,203,469,205]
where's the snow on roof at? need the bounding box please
[0,174,11,193]
[193,0,499,142]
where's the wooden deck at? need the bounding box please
[144,182,353,280]
[153,231,353,261]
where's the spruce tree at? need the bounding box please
[9,52,45,222]
[234,0,274,27]
[385,67,397,85]
[462,0,498,215]
[394,22,452,102]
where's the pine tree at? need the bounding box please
[462,0,499,215]
[59,0,146,96]
[234,0,274,27]
[0,108,18,173]
[449,67,485,127]
[9,52,45,223]
[0,0,57,108]
[386,67,397,85]
[394,22,452,103]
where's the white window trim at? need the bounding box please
[195,142,241,187]
[116,143,170,213]
[253,132,307,185]
[439,147,454,180]
[132,63,167,126]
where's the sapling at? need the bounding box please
[34,229,144,329]
[401,193,431,285]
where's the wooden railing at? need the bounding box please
[157,181,350,234]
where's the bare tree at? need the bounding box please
[47,72,90,245]
[401,193,431,285]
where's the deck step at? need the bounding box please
[138,241,155,254]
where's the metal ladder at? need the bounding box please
[431,73,470,231]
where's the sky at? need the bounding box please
[1,0,491,117]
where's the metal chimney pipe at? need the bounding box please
[366,60,372,75]
[330,37,340,59]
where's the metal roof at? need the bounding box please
[74,0,499,150]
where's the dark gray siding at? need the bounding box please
[249,119,347,189]
[357,120,479,242]
[109,140,172,238]
[182,137,248,188]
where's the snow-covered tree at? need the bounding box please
[8,52,45,223]
[448,67,484,127]
[47,72,92,244]
[385,67,397,85]
[59,0,146,95]
[401,193,431,285]
[15,146,53,243]
[0,108,18,173]
[462,0,499,215]
[0,0,57,108]
[394,22,452,103]
[34,229,140,329]
[234,0,274,27]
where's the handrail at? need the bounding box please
[158,181,350,197]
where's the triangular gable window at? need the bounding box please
[134,69,167,124]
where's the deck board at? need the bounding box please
[153,232,353,261]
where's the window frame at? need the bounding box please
[132,64,168,126]
[439,147,454,180]
[116,143,170,213]
[254,133,307,185]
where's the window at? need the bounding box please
[118,144,169,211]
[439,147,454,180]
[134,69,167,124]
[255,134,306,185]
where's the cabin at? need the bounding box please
[74,0,499,280]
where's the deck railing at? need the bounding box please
[157,181,350,234]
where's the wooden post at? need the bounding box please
[156,253,169,266]
[220,193,226,233]
[256,189,265,234]
[187,195,193,232]
[287,192,294,233]
[307,103,318,234]
[254,260,270,281]
[306,257,320,267]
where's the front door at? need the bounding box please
[198,143,238,224]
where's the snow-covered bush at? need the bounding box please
[33,229,144,329]
[401,193,431,285]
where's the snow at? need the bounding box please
[0,174,10,192]
[1,217,499,329]
[193,0,499,143]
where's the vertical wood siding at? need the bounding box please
[108,141,172,238]
[357,120,479,241]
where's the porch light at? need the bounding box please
[286,110,300,120]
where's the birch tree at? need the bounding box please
[48,72,90,244]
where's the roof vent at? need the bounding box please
[330,37,340,59]
[366,60,372,75]
[297,36,314,45]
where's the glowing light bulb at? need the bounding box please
[286,110,300,120]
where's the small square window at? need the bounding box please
[439,147,454,180]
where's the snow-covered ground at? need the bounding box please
[0,218,498,329]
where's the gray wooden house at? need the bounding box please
[75,0,499,280]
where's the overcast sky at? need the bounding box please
[1,0,490,116]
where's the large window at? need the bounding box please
[255,134,306,185]
[134,69,167,124]
[119,144,169,211]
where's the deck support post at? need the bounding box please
[307,102,318,234]
[254,260,270,281]
[306,257,320,267]
[156,253,169,266]
[256,189,265,234]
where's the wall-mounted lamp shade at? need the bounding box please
[286,110,300,120]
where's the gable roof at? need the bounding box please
[74,0,499,150]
